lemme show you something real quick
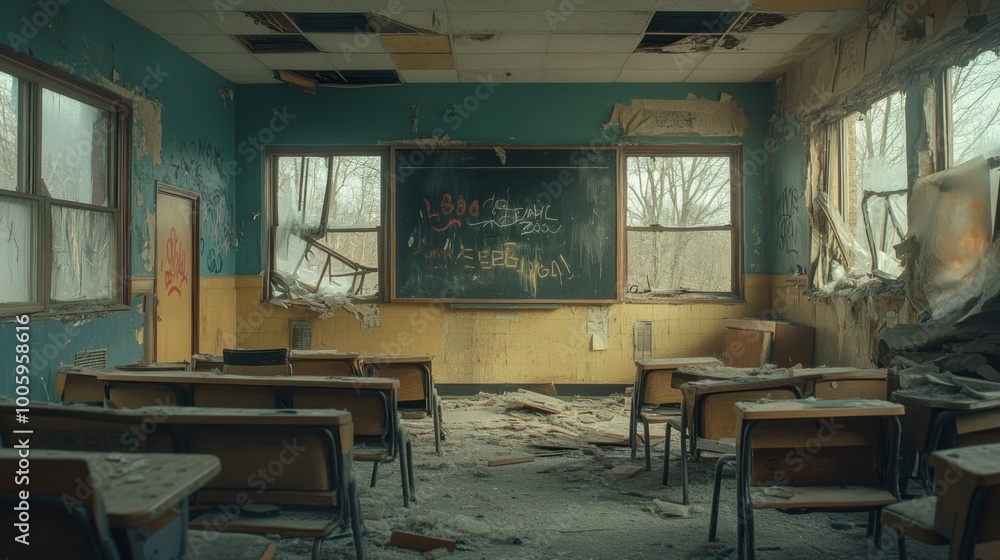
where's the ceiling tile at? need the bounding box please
[391,53,455,70]
[270,0,446,10]
[648,0,751,10]
[383,11,450,34]
[616,68,691,82]
[122,11,219,35]
[453,34,551,54]
[105,0,196,11]
[458,69,547,82]
[182,0,279,11]
[160,34,248,54]
[380,34,451,53]
[543,69,622,82]
[190,53,270,70]
[328,52,396,70]
[456,53,628,71]
[685,68,763,82]
[215,69,280,84]
[399,69,459,83]
[446,0,661,10]
[741,11,861,34]
[254,53,333,69]
[696,52,787,70]
[306,32,386,53]
[448,11,651,34]
[545,34,640,53]
[750,0,868,11]
[624,52,706,70]
[721,32,808,53]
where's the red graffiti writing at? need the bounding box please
[164,227,188,297]
[424,194,480,232]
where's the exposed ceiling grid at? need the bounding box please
[104,0,865,85]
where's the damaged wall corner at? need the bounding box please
[605,94,750,137]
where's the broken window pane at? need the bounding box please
[625,153,736,295]
[949,49,1000,166]
[41,88,110,206]
[841,92,907,275]
[626,156,731,227]
[0,71,17,192]
[0,195,35,304]
[273,153,382,300]
[51,205,114,302]
[627,230,732,293]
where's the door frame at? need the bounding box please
[154,182,201,360]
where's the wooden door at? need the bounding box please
[155,184,199,362]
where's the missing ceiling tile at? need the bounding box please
[292,12,371,33]
[236,34,318,53]
[635,34,721,53]
[731,12,789,32]
[367,12,432,34]
[243,11,297,33]
[278,69,401,87]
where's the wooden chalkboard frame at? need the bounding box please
[390,146,623,303]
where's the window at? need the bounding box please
[946,49,1000,166]
[0,50,128,313]
[624,147,741,298]
[821,92,907,280]
[268,150,384,302]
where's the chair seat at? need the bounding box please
[640,407,681,423]
[882,496,948,545]
[190,507,338,539]
[197,489,339,508]
[750,485,898,510]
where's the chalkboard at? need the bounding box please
[392,147,619,302]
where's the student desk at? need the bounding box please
[627,357,722,456]
[927,443,1000,558]
[670,366,886,390]
[362,355,442,455]
[0,448,220,559]
[892,382,1000,489]
[733,399,904,560]
[289,350,362,377]
[115,361,191,372]
[190,353,224,372]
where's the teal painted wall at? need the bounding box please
[0,0,236,399]
[769,105,811,276]
[233,82,774,276]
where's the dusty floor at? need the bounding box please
[270,393,944,560]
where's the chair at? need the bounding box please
[664,376,803,504]
[364,358,443,455]
[630,367,682,471]
[716,399,903,560]
[0,455,119,559]
[223,348,290,376]
[292,386,414,507]
[289,351,361,377]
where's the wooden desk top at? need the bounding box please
[635,357,722,370]
[893,382,1000,411]
[131,405,353,426]
[115,362,191,371]
[680,374,809,401]
[928,443,1000,486]
[0,449,219,528]
[735,398,904,420]
[288,350,360,360]
[191,354,224,362]
[91,371,399,390]
[362,354,433,365]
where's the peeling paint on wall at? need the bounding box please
[605,95,750,137]
[97,77,164,165]
[141,211,155,273]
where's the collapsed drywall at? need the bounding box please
[605,94,750,137]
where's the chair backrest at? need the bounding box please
[0,402,177,453]
[639,369,681,407]
[722,328,772,367]
[290,358,359,377]
[223,348,289,376]
[366,362,428,405]
[292,387,391,440]
[61,374,106,405]
[0,455,118,559]
[106,381,185,409]
[696,385,802,442]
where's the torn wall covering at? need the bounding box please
[605,94,750,137]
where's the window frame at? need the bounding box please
[0,45,131,316]
[265,146,388,303]
[622,145,744,301]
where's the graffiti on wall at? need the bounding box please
[776,185,802,272]
[201,187,233,274]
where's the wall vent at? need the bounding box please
[290,320,313,350]
[75,348,108,369]
[634,321,653,360]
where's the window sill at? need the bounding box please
[2,304,134,322]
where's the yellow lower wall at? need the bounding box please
[200,276,238,355]
[771,275,914,368]
[229,275,773,384]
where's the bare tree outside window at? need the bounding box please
[949,49,1000,166]
[625,151,738,296]
[0,71,17,192]
[272,152,382,300]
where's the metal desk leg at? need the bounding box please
[681,410,690,505]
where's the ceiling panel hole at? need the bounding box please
[292,12,371,33]
[236,34,318,53]
[635,34,722,53]
[646,11,741,34]
[243,11,297,33]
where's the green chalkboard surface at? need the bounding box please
[392,147,618,301]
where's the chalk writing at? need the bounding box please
[776,186,800,262]
[423,194,480,232]
[164,227,188,297]
[467,196,562,235]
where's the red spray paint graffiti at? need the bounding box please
[164,227,188,297]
